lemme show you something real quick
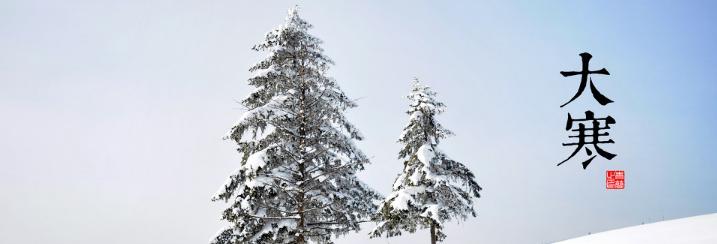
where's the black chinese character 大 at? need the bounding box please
[557,111,617,169]
[560,52,613,107]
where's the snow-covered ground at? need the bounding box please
[554,213,717,244]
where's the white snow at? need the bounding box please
[251,64,277,78]
[420,204,440,219]
[242,148,269,171]
[413,144,446,183]
[225,95,289,140]
[391,174,406,189]
[416,144,435,166]
[244,175,272,188]
[405,144,436,184]
[389,186,426,210]
[554,213,717,244]
[211,147,273,200]
[408,168,422,184]
[250,218,297,242]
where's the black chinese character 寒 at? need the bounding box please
[558,110,617,169]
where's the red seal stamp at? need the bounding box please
[606,170,625,189]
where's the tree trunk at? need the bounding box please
[430,222,437,244]
[296,116,306,243]
[296,60,308,244]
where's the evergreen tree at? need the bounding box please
[369,78,481,244]
[212,7,380,244]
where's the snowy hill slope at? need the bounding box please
[554,213,717,244]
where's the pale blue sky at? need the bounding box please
[1,1,716,243]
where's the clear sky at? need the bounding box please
[1,1,716,243]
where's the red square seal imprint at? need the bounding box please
[606,170,625,189]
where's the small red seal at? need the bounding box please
[606,170,625,189]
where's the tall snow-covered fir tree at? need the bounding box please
[369,79,481,244]
[212,7,380,244]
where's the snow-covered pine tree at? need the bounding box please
[212,7,380,244]
[369,78,482,244]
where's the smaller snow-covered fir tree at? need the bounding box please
[370,78,481,244]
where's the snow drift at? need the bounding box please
[554,213,717,244]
